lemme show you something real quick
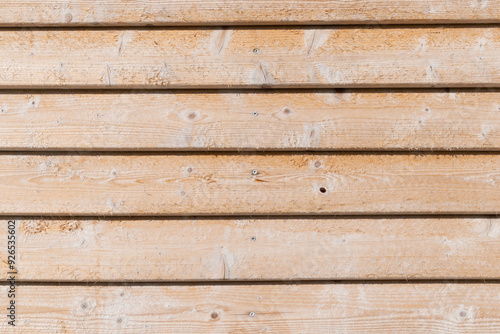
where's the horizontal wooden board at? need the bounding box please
[2,90,500,151]
[3,218,499,282]
[2,283,499,332]
[0,154,499,215]
[1,27,500,88]
[1,0,500,26]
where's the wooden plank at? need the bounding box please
[0,154,499,215]
[2,90,500,151]
[1,27,500,89]
[3,218,499,282]
[1,1,500,26]
[2,283,499,332]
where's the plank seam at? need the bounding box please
[7,280,500,286]
[1,24,500,31]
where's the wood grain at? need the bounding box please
[2,283,499,333]
[2,90,500,151]
[0,0,499,26]
[1,27,500,88]
[0,154,499,215]
[2,218,499,282]
[2,1,499,332]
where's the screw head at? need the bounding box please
[252,111,258,117]
[253,48,260,54]
[252,170,258,175]
[249,312,255,317]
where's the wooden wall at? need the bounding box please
[1,1,500,332]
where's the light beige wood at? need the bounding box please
[2,283,499,333]
[2,90,500,151]
[0,154,499,215]
[1,27,500,88]
[3,218,499,281]
[1,0,499,26]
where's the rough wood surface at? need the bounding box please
[1,27,500,88]
[2,218,499,282]
[2,2,499,332]
[0,0,499,26]
[2,90,500,151]
[0,154,499,215]
[1,283,499,333]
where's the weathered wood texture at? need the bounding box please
[0,0,499,26]
[3,218,499,282]
[2,90,500,151]
[0,154,499,215]
[1,27,500,89]
[2,1,498,332]
[2,283,499,333]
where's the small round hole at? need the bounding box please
[252,111,258,117]
[252,170,258,175]
[253,49,260,54]
[319,187,327,193]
